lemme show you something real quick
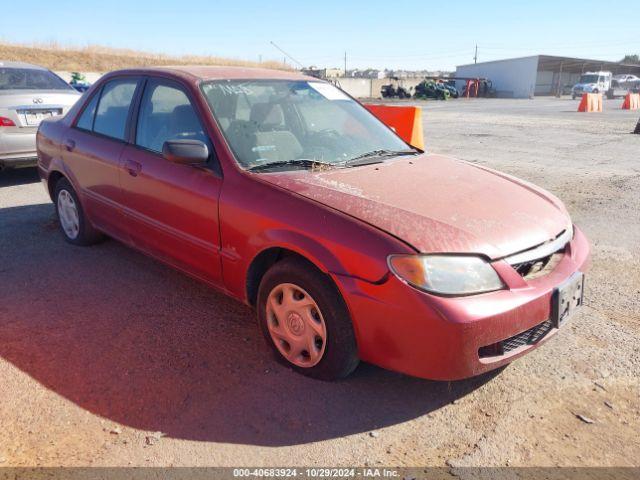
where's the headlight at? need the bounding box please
[388,254,505,296]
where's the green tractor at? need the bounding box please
[414,79,450,100]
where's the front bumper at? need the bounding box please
[336,225,591,380]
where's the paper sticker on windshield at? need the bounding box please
[308,82,349,100]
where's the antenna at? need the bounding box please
[270,41,304,68]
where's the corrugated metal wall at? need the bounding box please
[455,56,539,98]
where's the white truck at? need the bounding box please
[571,71,612,99]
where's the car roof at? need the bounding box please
[0,60,48,70]
[106,65,318,83]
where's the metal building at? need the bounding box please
[455,55,640,98]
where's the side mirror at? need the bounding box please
[162,139,209,165]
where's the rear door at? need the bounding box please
[63,77,141,241]
[119,77,223,284]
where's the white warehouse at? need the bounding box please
[455,55,640,98]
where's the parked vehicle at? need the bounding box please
[572,71,612,99]
[462,79,496,98]
[610,74,640,97]
[381,76,411,99]
[37,67,590,381]
[414,79,450,100]
[444,81,459,98]
[381,81,411,99]
[0,61,80,170]
[69,72,91,93]
[613,74,640,85]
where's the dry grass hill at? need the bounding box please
[0,42,289,72]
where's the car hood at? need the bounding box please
[257,154,571,259]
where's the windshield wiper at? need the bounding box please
[247,158,336,172]
[343,149,419,166]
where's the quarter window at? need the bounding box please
[93,79,138,141]
[136,82,207,153]
[76,92,100,131]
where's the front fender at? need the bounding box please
[252,229,348,276]
[218,171,416,303]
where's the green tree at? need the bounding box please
[621,54,640,64]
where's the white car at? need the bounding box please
[0,61,80,170]
[613,74,640,84]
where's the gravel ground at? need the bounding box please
[0,97,638,468]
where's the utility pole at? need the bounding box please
[474,44,478,64]
[344,51,347,76]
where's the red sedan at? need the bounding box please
[36,67,590,381]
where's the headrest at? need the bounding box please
[250,102,284,127]
[171,104,201,132]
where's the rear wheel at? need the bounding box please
[54,177,103,246]
[257,257,359,380]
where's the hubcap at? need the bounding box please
[57,190,80,240]
[265,283,327,368]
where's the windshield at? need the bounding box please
[0,68,73,91]
[201,80,412,170]
[578,74,599,84]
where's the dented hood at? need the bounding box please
[258,154,571,259]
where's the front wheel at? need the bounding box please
[257,257,359,380]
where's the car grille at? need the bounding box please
[511,252,563,279]
[502,319,553,353]
[478,319,554,358]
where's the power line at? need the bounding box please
[269,41,304,68]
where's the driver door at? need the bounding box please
[119,77,223,284]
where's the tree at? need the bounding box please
[621,54,640,64]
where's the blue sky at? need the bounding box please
[1,0,638,70]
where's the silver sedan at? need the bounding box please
[0,61,80,170]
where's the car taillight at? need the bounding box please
[0,117,16,127]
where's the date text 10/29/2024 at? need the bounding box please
[233,468,401,478]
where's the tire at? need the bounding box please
[257,256,359,380]
[54,177,103,246]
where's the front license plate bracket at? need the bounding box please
[551,272,584,328]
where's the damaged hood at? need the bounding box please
[258,154,571,259]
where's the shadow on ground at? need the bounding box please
[0,203,498,446]
[0,168,40,188]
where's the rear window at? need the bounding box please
[0,67,73,91]
[93,79,138,141]
[76,92,100,131]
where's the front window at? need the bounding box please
[201,80,411,170]
[0,68,74,91]
[136,81,207,153]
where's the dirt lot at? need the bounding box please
[0,97,638,468]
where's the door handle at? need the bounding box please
[124,159,142,177]
[65,139,76,152]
